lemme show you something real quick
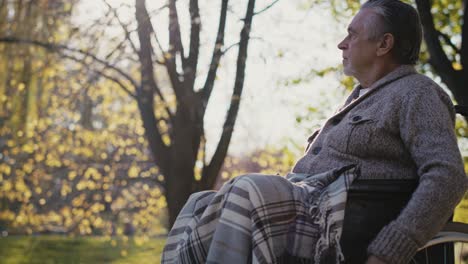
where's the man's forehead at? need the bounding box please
[348,9,375,32]
[347,20,363,34]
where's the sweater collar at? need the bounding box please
[341,65,417,111]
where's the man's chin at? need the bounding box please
[342,64,356,77]
[342,68,352,76]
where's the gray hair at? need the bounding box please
[361,0,423,65]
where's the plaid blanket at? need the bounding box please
[162,165,358,264]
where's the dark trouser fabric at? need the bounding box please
[340,179,454,264]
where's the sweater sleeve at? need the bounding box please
[367,84,467,264]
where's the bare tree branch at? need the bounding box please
[201,0,229,112]
[461,0,468,68]
[103,0,140,56]
[131,0,176,121]
[222,36,263,55]
[168,0,186,67]
[437,30,461,55]
[77,6,114,45]
[87,15,116,53]
[415,0,456,87]
[184,0,200,89]
[222,42,241,55]
[202,0,256,189]
[137,0,182,101]
[135,0,172,176]
[154,58,165,65]
[0,37,139,92]
[254,0,280,16]
[102,0,174,119]
[94,70,136,98]
[90,70,135,99]
[162,0,187,101]
[104,38,128,61]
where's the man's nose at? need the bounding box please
[337,39,346,50]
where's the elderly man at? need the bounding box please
[162,0,466,263]
[293,0,467,263]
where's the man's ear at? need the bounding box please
[376,33,394,57]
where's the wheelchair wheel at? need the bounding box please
[409,222,468,264]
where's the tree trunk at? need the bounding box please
[416,0,468,106]
[165,167,194,228]
[166,98,201,227]
[450,71,468,107]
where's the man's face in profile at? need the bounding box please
[337,9,381,79]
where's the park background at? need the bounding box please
[1,0,468,263]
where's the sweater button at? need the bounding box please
[312,147,321,155]
[352,115,362,122]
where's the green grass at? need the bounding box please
[0,235,166,264]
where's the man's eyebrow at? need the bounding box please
[348,27,357,34]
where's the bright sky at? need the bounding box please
[72,1,355,156]
[223,1,350,155]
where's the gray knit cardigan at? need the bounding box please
[292,65,467,263]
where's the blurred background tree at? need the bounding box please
[0,0,283,234]
[0,0,169,236]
